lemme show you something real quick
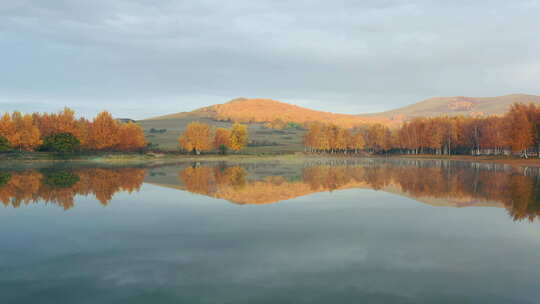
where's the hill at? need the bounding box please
[365,94,540,121]
[147,98,391,128]
[141,98,388,152]
[140,94,540,152]
[147,94,540,125]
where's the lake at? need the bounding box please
[1,159,539,304]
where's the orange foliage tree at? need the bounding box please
[229,122,248,152]
[33,107,81,138]
[304,102,540,157]
[178,122,213,154]
[214,128,231,154]
[87,111,120,151]
[508,104,533,158]
[116,123,147,151]
[304,122,365,153]
[8,112,42,151]
[0,109,146,153]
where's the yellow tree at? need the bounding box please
[214,128,231,154]
[10,112,42,151]
[230,122,248,152]
[0,113,15,144]
[77,118,92,149]
[88,111,120,150]
[366,123,390,152]
[304,122,322,152]
[508,104,533,157]
[178,122,213,154]
[335,127,349,152]
[352,132,365,153]
[56,107,81,138]
[116,123,147,151]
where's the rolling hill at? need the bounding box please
[365,94,540,121]
[140,93,540,152]
[147,94,540,124]
[148,97,391,128]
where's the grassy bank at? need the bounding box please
[0,151,307,169]
[2,151,540,169]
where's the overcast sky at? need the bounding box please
[1,0,539,119]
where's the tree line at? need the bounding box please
[0,108,146,152]
[304,102,540,158]
[178,122,248,154]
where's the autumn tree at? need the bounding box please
[116,122,147,151]
[34,108,80,138]
[366,123,391,153]
[0,114,15,146]
[86,111,120,150]
[304,122,326,152]
[528,103,540,158]
[76,118,91,149]
[230,122,248,152]
[214,128,231,154]
[351,132,365,153]
[9,112,42,151]
[178,122,213,154]
[507,104,533,158]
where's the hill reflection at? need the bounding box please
[1,161,539,222]
[175,162,540,222]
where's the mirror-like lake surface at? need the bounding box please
[1,159,540,303]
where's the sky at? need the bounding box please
[1,0,540,119]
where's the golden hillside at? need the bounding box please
[147,94,540,126]
[148,98,391,128]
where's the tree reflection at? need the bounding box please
[0,168,146,209]
[3,162,540,222]
[178,163,540,222]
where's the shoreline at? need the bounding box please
[1,152,540,169]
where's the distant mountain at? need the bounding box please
[365,94,540,122]
[145,94,540,125]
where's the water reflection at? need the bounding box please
[0,168,146,209]
[174,161,540,222]
[1,160,540,222]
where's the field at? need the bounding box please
[138,117,307,154]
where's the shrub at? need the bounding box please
[285,122,304,130]
[0,136,10,152]
[219,144,229,155]
[149,128,167,134]
[42,133,80,153]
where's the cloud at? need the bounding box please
[1,0,539,118]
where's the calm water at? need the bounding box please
[1,159,540,304]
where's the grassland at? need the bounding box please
[138,117,306,154]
